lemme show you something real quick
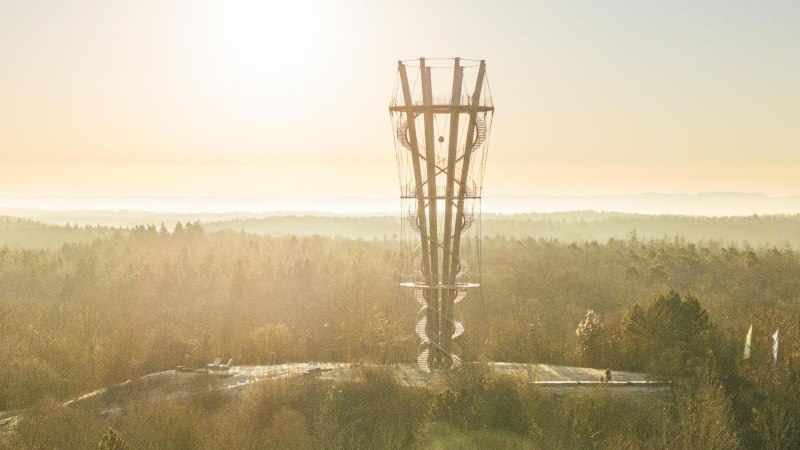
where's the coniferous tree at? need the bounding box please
[98,427,127,450]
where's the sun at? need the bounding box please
[216,1,321,71]
[176,0,332,103]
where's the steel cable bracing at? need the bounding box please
[390,58,494,372]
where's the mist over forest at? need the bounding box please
[1,212,799,448]
[3,210,800,250]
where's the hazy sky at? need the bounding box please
[1,0,798,202]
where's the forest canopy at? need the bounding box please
[0,217,798,448]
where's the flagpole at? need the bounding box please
[771,328,779,364]
[743,323,752,360]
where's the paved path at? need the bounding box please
[220,362,668,389]
[0,362,669,432]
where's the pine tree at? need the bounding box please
[98,427,128,450]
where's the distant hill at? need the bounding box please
[204,212,800,247]
[486,192,800,216]
[3,192,800,216]
[482,212,800,247]
[3,211,800,249]
[0,216,118,249]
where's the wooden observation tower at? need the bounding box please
[390,58,494,372]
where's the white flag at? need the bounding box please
[772,328,779,364]
[743,324,753,360]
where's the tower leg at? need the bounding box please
[420,60,441,368]
[440,59,463,367]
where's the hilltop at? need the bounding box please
[4,210,800,249]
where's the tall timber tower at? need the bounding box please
[390,58,494,372]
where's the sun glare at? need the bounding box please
[217,1,320,68]
[179,0,329,109]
